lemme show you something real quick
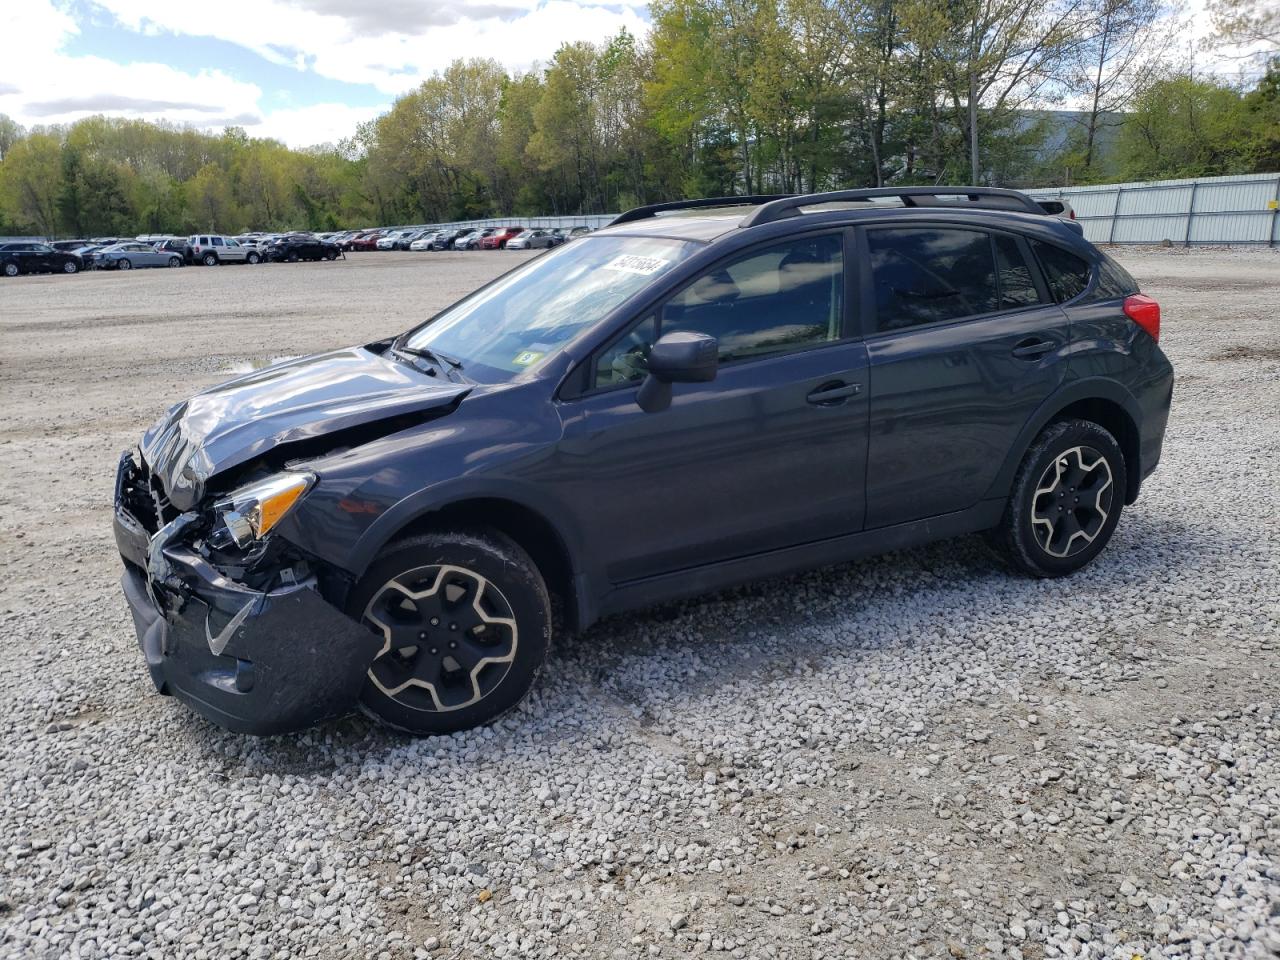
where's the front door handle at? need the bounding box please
[1011,338,1056,359]
[807,381,862,405]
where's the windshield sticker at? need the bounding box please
[512,350,545,366]
[603,254,671,276]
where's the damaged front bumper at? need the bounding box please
[114,452,382,735]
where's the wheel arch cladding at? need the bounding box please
[988,381,1144,507]
[374,497,582,633]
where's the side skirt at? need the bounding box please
[592,499,1006,622]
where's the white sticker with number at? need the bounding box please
[603,254,670,276]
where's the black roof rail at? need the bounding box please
[610,195,792,226]
[738,187,1045,227]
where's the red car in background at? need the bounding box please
[345,231,384,251]
[480,227,525,250]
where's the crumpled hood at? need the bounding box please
[141,346,469,510]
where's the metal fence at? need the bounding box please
[1028,173,1280,246]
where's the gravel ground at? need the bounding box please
[1,247,1278,960]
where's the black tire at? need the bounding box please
[989,419,1127,577]
[326,249,337,261]
[63,259,79,274]
[117,258,132,271]
[202,253,217,266]
[3,261,18,277]
[167,256,181,268]
[287,251,299,263]
[348,529,552,735]
[247,252,260,265]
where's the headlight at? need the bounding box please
[212,472,314,548]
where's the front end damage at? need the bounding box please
[114,449,382,735]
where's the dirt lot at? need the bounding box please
[1,247,1278,960]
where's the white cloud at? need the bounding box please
[88,0,651,95]
[254,102,386,147]
[0,1,265,134]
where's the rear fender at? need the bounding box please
[984,377,1143,504]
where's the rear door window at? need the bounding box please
[1031,241,1091,303]
[212,237,224,247]
[867,227,999,331]
[994,235,1044,309]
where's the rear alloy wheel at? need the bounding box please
[117,258,132,271]
[287,251,299,263]
[350,530,551,735]
[202,253,217,266]
[990,419,1126,577]
[4,262,19,277]
[326,249,338,261]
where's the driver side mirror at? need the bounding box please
[636,331,718,413]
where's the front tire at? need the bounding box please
[990,419,1126,577]
[247,252,260,264]
[63,260,80,274]
[167,256,181,268]
[117,258,132,271]
[3,261,19,277]
[349,530,552,735]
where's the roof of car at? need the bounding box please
[594,188,1083,246]
[594,203,1082,247]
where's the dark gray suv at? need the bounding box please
[114,187,1173,736]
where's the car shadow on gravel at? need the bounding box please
[208,510,1246,772]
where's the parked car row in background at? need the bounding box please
[2,223,592,277]
[334,224,593,252]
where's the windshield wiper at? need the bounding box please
[393,343,464,370]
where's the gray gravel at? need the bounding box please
[1,248,1278,959]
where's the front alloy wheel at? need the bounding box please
[350,530,551,734]
[63,260,79,274]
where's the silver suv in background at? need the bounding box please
[185,235,261,266]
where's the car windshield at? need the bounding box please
[400,235,694,382]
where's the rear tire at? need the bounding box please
[349,529,552,735]
[287,251,299,263]
[2,262,18,277]
[202,253,217,266]
[989,419,1126,577]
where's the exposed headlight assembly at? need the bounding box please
[212,472,314,548]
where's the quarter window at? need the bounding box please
[1032,241,1091,303]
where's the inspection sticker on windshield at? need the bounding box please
[603,254,670,276]
[512,350,545,366]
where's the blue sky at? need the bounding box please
[0,0,651,146]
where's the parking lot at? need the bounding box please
[1,248,1278,959]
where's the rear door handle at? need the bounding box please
[1011,338,1056,359]
[807,381,862,405]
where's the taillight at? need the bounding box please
[1124,294,1160,342]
